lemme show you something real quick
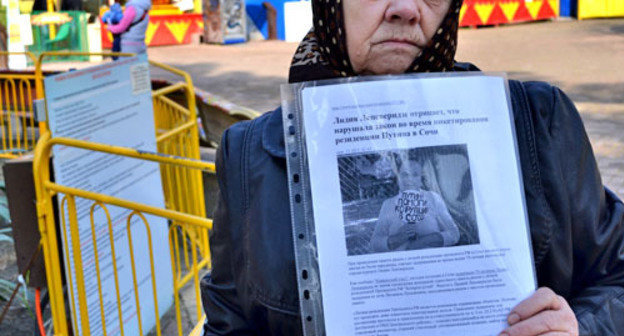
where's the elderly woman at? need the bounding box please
[201,0,624,335]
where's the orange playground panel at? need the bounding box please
[101,6,203,48]
[459,0,559,27]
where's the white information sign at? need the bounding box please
[284,1,312,42]
[285,74,536,336]
[44,54,173,336]
[18,14,33,46]
[6,0,27,69]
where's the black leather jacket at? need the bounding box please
[201,78,624,335]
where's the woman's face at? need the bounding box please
[397,161,423,191]
[344,0,452,75]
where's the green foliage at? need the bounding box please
[0,232,12,243]
[0,7,6,31]
[0,180,9,227]
[0,278,16,302]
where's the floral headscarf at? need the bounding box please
[289,0,464,83]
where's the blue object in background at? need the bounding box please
[246,3,268,38]
[246,0,291,40]
[559,0,578,17]
[102,3,124,24]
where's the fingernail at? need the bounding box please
[499,333,509,336]
[507,312,520,325]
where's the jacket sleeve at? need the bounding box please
[106,6,136,34]
[570,188,624,335]
[529,84,624,335]
[201,127,255,335]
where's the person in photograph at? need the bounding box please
[201,0,624,334]
[369,154,460,252]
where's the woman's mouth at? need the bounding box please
[375,39,420,49]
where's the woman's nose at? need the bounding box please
[385,0,421,24]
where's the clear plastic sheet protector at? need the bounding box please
[281,73,537,336]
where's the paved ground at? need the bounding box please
[146,18,624,197]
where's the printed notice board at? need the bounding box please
[44,54,173,336]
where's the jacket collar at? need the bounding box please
[262,107,286,158]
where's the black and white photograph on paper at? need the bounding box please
[338,144,479,256]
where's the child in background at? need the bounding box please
[102,3,123,59]
[106,0,151,55]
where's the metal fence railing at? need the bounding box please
[34,136,213,336]
[0,52,42,158]
[29,52,212,336]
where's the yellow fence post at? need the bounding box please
[33,132,70,336]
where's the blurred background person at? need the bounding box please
[105,0,151,55]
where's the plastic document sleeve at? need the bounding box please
[281,73,537,336]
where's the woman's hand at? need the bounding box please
[406,232,444,249]
[387,224,419,250]
[500,287,578,336]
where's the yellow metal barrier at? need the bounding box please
[32,52,214,335]
[34,136,214,336]
[149,60,211,273]
[0,51,130,158]
[0,52,42,158]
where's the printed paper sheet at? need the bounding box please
[45,55,173,336]
[287,74,536,336]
